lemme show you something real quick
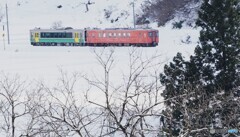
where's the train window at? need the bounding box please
[113,33,116,37]
[62,33,66,38]
[58,33,63,38]
[54,33,58,38]
[156,32,159,37]
[123,33,126,37]
[108,33,112,37]
[40,33,44,38]
[127,33,130,37]
[39,32,73,38]
[98,33,102,37]
[45,33,50,38]
[118,33,121,37]
[103,33,106,37]
[49,33,53,38]
[66,33,72,38]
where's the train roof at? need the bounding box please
[30,28,84,32]
[87,28,158,31]
[30,27,158,32]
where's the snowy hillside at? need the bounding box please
[0,0,199,82]
[0,1,203,137]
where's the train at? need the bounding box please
[30,27,159,47]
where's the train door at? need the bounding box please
[152,31,157,43]
[149,31,158,46]
[74,32,79,43]
[34,32,39,42]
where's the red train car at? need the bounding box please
[86,28,159,47]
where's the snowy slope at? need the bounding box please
[0,0,199,83]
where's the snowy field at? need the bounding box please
[0,0,199,83]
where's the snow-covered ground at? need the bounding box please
[0,0,199,83]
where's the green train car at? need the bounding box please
[30,28,85,46]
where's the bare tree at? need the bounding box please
[18,83,52,137]
[31,70,102,137]
[0,73,32,137]
[0,48,191,137]
[84,48,165,137]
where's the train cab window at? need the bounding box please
[148,32,153,37]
